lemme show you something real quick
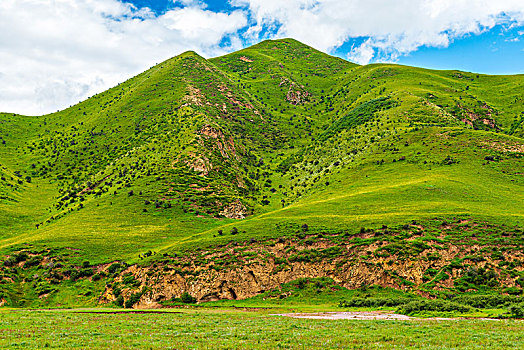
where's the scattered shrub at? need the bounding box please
[114,295,124,307]
[339,297,414,308]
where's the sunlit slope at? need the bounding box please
[156,125,523,254]
[0,38,522,263]
[0,51,284,251]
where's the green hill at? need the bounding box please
[0,38,523,308]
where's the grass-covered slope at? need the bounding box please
[0,38,523,307]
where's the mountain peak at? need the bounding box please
[0,37,523,309]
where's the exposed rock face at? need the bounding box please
[198,124,240,161]
[183,85,203,106]
[239,56,253,63]
[98,230,524,309]
[187,156,212,176]
[456,102,498,129]
[279,77,311,105]
[200,125,222,139]
[219,199,247,219]
[286,90,311,105]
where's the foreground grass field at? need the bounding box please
[1,308,523,349]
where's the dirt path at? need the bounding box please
[274,311,411,320]
[273,311,501,321]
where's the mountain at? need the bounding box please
[0,38,523,308]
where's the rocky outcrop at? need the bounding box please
[98,225,524,308]
[279,77,311,105]
[286,90,311,105]
[239,56,253,63]
[219,199,247,219]
[186,156,212,176]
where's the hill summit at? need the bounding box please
[0,38,523,307]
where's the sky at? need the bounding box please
[0,0,523,116]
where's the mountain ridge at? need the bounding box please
[0,38,522,307]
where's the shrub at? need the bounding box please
[125,292,143,308]
[461,267,499,287]
[121,273,141,287]
[451,294,521,308]
[180,292,197,304]
[339,297,414,308]
[504,287,523,295]
[397,300,472,315]
[24,256,41,268]
[113,287,121,298]
[114,295,124,307]
[508,304,524,318]
[107,263,121,274]
[3,257,16,267]
[79,268,94,278]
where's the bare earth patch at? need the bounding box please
[274,311,502,321]
[274,311,411,320]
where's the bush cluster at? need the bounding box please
[338,297,415,308]
[397,300,472,315]
[340,294,524,318]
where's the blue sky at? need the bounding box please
[0,0,523,115]
[124,0,524,74]
[397,24,523,74]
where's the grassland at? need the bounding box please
[0,38,523,308]
[1,308,524,349]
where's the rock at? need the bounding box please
[220,199,247,219]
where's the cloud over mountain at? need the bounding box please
[0,0,247,115]
[0,0,522,115]
[235,0,524,63]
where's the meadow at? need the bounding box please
[2,308,524,349]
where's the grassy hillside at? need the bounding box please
[0,38,522,307]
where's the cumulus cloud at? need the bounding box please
[0,0,523,114]
[0,0,247,115]
[234,0,524,63]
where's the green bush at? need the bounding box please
[339,297,415,308]
[180,292,196,304]
[125,292,142,308]
[508,304,524,318]
[24,256,41,268]
[397,300,472,315]
[451,294,521,308]
[113,287,121,298]
[121,273,141,287]
[107,263,121,274]
[114,295,124,307]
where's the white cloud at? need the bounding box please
[234,0,524,63]
[1,0,523,114]
[0,0,247,115]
